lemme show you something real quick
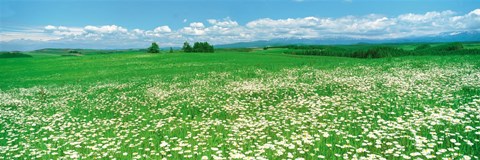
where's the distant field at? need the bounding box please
[1,47,479,159]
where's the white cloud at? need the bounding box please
[0,32,60,42]
[44,25,56,30]
[181,27,206,36]
[43,25,85,36]
[179,22,208,36]
[1,8,480,50]
[84,25,128,33]
[132,29,145,35]
[153,26,172,33]
[469,9,480,16]
[397,10,455,22]
[189,22,205,28]
[207,18,238,27]
[243,9,478,39]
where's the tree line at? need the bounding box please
[146,41,214,53]
[283,42,479,58]
[182,42,214,53]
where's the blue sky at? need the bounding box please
[1,0,480,50]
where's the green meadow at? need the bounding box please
[1,44,480,159]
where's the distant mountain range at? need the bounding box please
[1,31,479,51]
[216,31,480,48]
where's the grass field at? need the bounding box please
[1,48,480,159]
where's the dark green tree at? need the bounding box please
[182,41,192,52]
[192,42,214,53]
[169,47,174,53]
[207,42,214,53]
[147,42,160,53]
[193,42,201,52]
[182,41,213,53]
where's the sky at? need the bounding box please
[1,0,480,50]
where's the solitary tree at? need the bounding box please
[147,42,160,53]
[169,47,174,53]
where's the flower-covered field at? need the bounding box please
[1,51,479,159]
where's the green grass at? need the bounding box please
[0,48,479,159]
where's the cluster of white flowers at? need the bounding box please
[0,61,479,159]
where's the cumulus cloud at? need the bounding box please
[42,25,85,37]
[397,10,455,22]
[207,18,238,28]
[243,9,479,39]
[180,27,205,36]
[189,22,205,28]
[44,25,56,30]
[469,9,480,16]
[84,25,127,33]
[0,32,60,42]
[153,26,172,33]
[1,8,480,50]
